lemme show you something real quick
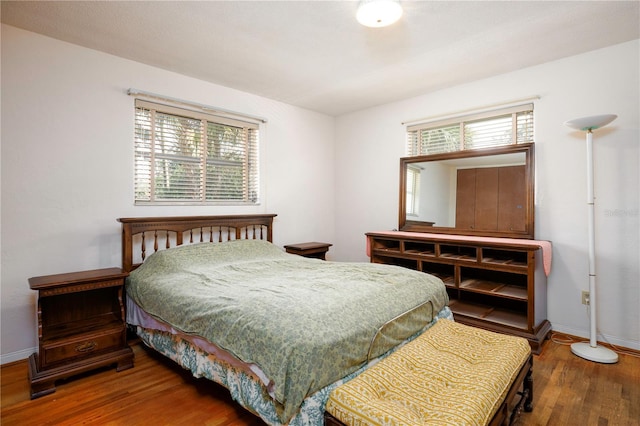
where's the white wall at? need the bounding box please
[0,25,336,362]
[334,40,640,350]
[2,24,638,363]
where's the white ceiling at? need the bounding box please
[2,1,639,116]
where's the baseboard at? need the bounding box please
[549,325,640,355]
[1,347,35,366]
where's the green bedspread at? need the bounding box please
[126,239,448,423]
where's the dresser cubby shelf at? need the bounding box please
[459,279,528,301]
[449,300,528,330]
[367,232,552,354]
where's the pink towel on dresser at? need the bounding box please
[366,231,552,276]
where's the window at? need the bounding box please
[134,100,260,205]
[406,103,533,156]
[406,166,420,216]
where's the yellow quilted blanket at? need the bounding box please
[325,319,531,426]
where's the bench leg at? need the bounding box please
[524,363,534,412]
[508,358,534,425]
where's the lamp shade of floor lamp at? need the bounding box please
[563,114,619,364]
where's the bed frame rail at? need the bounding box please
[118,214,276,272]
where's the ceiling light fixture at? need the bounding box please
[356,0,403,28]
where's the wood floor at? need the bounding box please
[2,335,639,426]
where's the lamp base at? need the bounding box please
[571,342,618,364]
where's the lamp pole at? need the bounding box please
[564,114,618,364]
[585,128,597,348]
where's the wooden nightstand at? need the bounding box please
[284,242,332,260]
[28,267,134,399]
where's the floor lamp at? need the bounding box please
[564,114,619,364]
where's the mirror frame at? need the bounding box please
[399,143,535,239]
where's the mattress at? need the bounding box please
[126,239,450,424]
[130,303,454,426]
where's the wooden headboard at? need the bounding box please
[118,214,277,272]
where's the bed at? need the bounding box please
[119,214,452,425]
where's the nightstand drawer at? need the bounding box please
[41,327,124,368]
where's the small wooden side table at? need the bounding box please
[284,242,332,260]
[28,267,134,399]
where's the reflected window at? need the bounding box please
[406,167,420,216]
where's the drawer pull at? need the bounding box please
[75,341,97,353]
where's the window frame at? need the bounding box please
[406,103,534,156]
[406,166,420,216]
[133,99,261,206]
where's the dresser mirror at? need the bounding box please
[399,143,534,239]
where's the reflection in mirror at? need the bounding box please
[399,144,534,239]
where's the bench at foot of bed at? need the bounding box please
[325,319,533,426]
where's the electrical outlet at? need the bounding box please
[581,291,590,305]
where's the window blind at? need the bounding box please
[406,104,534,156]
[134,100,259,205]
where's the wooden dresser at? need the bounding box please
[28,267,134,398]
[367,231,551,353]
